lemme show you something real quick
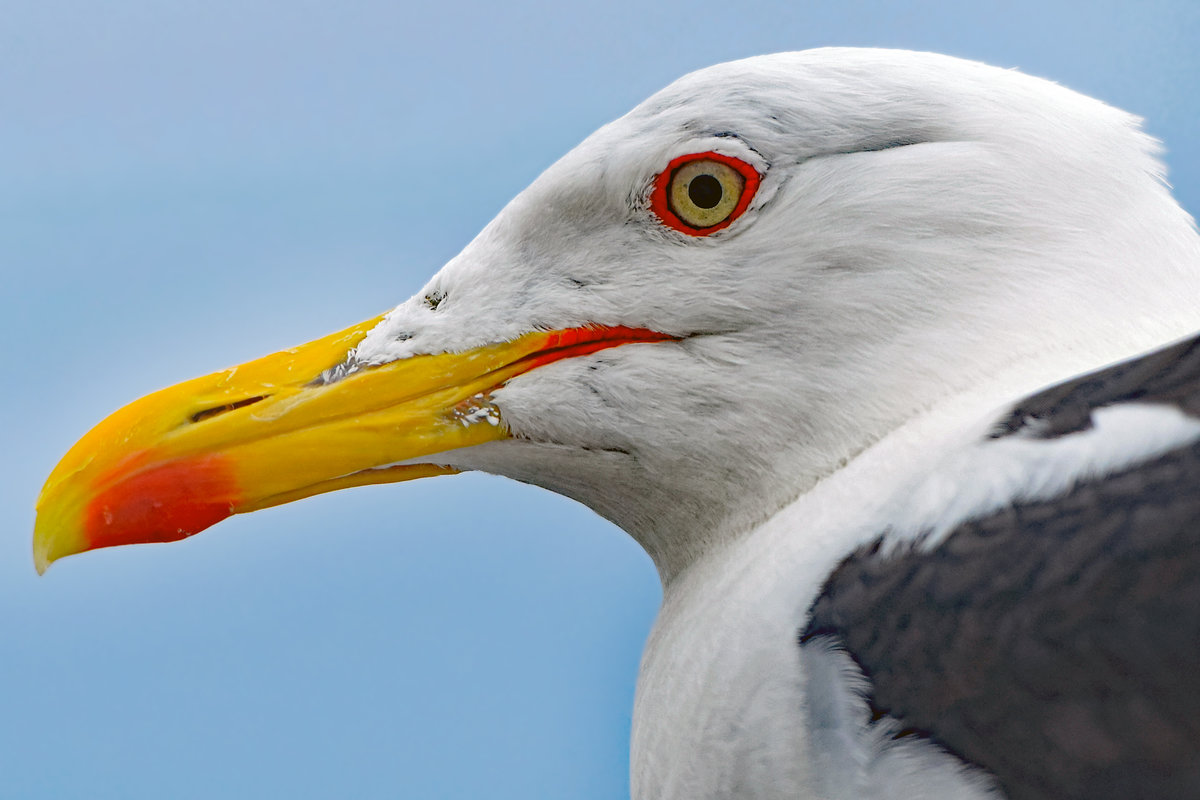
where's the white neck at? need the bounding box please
[630,329,1200,798]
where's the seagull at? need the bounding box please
[35,48,1200,799]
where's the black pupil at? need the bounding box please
[688,173,723,209]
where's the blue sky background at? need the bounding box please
[3,2,1198,797]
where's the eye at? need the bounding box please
[650,151,761,236]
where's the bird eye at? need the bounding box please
[650,151,760,235]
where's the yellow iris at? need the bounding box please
[668,158,746,229]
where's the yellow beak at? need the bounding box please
[33,314,672,574]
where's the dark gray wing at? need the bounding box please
[802,332,1200,800]
[989,333,1200,439]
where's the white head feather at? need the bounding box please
[349,48,1200,582]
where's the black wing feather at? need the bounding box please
[803,333,1200,800]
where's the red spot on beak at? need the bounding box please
[84,455,240,552]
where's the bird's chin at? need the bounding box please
[33,317,674,573]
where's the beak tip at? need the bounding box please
[33,508,81,576]
[33,544,52,576]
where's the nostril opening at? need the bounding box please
[190,395,269,424]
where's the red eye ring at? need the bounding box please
[650,151,761,236]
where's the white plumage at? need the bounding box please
[322,49,1200,798]
[41,48,1200,799]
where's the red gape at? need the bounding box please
[522,326,678,372]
